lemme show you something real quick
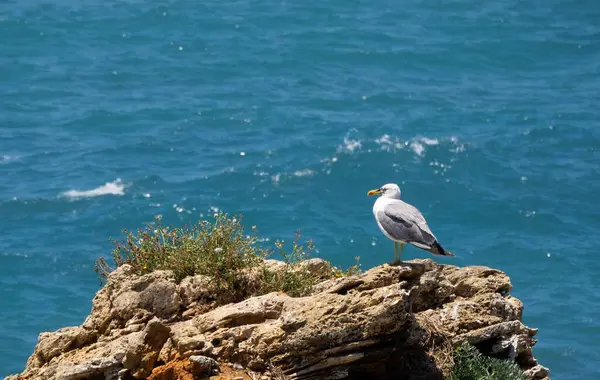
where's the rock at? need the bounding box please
[121,317,171,378]
[264,259,287,274]
[9,259,549,380]
[81,265,181,336]
[54,357,120,380]
[113,270,181,320]
[265,258,332,281]
[26,326,97,369]
[448,266,512,297]
[524,364,551,380]
[232,362,244,370]
[298,258,332,279]
[189,355,220,375]
[147,359,195,380]
[179,275,214,308]
[194,293,285,333]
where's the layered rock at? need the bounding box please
[8,259,549,380]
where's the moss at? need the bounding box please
[95,212,360,304]
[447,343,528,380]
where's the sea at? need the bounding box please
[1,0,599,378]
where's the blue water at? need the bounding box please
[1,0,599,378]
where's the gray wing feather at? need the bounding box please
[377,200,436,245]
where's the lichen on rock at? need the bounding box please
[8,259,549,380]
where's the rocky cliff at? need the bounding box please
[8,259,549,380]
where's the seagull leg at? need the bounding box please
[400,242,404,261]
[394,242,399,264]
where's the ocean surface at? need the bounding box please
[1,0,599,378]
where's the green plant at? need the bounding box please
[260,231,319,297]
[95,212,270,303]
[332,255,361,278]
[95,212,360,305]
[447,343,528,380]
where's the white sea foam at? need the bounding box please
[337,136,362,153]
[420,137,439,145]
[62,179,125,198]
[320,156,338,165]
[270,168,314,185]
[407,137,441,157]
[293,169,314,177]
[0,251,29,258]
[375,134,404,152]
[409,136,461,157]
[329,133,465,169]
[520,209,537,218]
[449,136,465,153]
[409,141,425,156]
[375,134,393,145]
[0,155,18,164]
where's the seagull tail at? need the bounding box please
[431,241,455,257]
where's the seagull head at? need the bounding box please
[367,183,401,199]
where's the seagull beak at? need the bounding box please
[367,188,382,196]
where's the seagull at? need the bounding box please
[367,183,454,262]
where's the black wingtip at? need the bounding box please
[433,241,455,257]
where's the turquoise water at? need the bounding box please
[1,0,599,377]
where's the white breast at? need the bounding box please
[373,196,392,215]
[372,197,398,242]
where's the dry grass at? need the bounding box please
[268,361,289,380]
[415,313,455,376]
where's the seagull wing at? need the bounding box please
[377,200,437,246]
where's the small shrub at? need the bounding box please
[95,212,361,304]
[332,256,361,278]
[447,343,528,380]
[261,231,318,297]
[96,213,271,303]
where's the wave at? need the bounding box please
[336,131,461,158]
[61,179,125,199]
[251,133,465,186]
[0,155,19,164]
